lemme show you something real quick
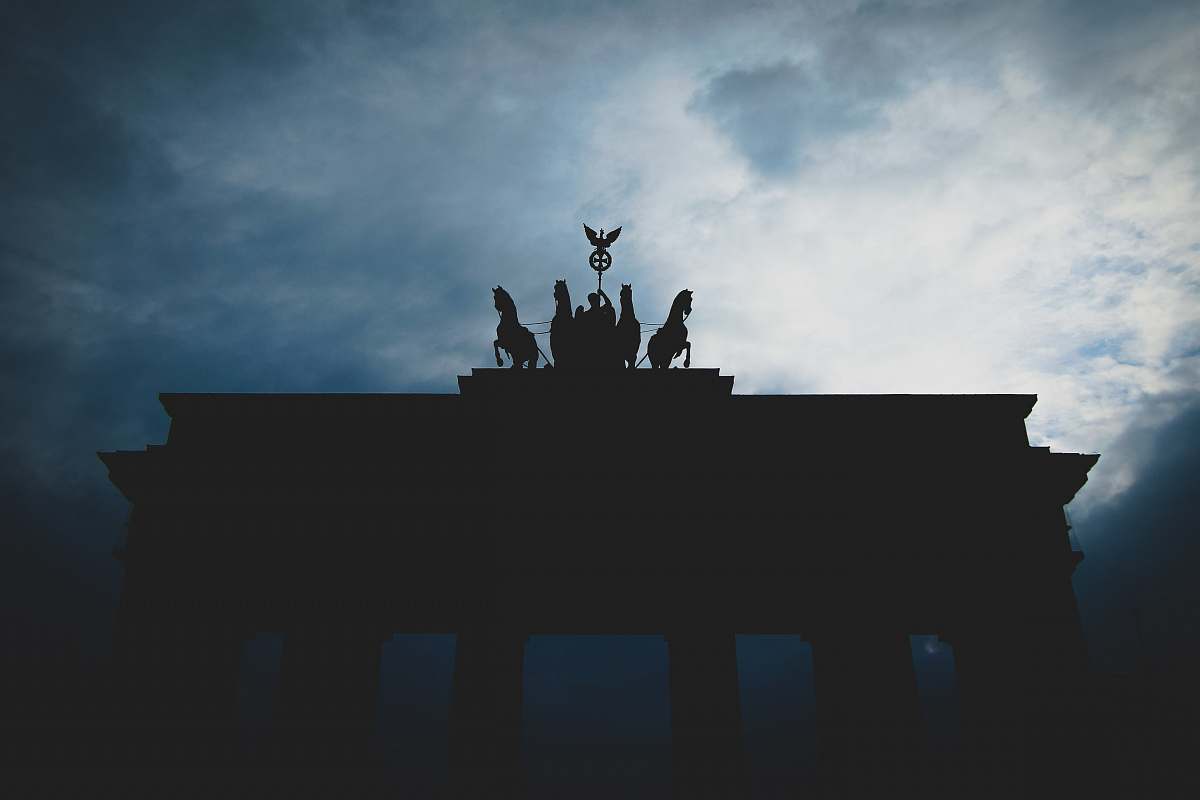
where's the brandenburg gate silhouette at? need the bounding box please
[99,368,1098,798]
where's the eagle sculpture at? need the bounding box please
[583,224,622,249]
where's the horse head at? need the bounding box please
[676,289,693,319]
[493,286,514,316]
[620,283,632,307]
[554,279,571,311]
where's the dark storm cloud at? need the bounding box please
[684,0,996,176]
[686,2,919,176]
[689,60,883,175]
[1027,0,1199,91]
[1073,398,1200,669]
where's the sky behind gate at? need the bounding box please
[2,0,1198,791]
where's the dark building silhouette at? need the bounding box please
[98,369,1099,798]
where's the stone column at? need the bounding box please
[808,628,923,799]
[1025,580,1091,794]
[447,626,528,800]
[666,631,748,800]
[111,597,244,767]
[944,625,1024,798]
[949,583,1091,797]
[273,621,385,765]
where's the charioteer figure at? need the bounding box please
[578,288,619,369]
[583,289,615,328]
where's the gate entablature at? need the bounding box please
[99,375,1097,620]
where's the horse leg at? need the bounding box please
[647,337,661,369]
[683,341,691,368]
[493,339,505,367]
[525,332,538,369]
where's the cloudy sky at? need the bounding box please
[2,0,1198,792]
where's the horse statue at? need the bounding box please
[646,289,692,369]
[492,286,540,369]
[550,279,577,369]
[616,283,641,369]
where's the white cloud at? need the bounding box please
[568,3,1200,512]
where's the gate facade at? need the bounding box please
[100,369,1098,797]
